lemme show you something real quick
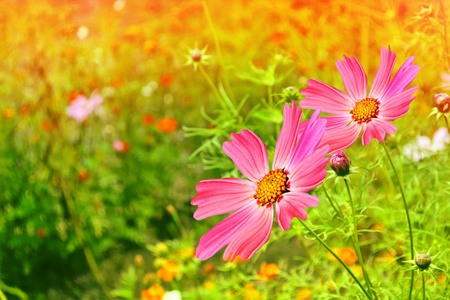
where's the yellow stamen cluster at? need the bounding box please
[252,169,288,206]
[349,97,379,123]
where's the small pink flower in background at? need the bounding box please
[66,91,103,123]
[113,140,130,153]
[300,46,420,153]
[191,102,329,261]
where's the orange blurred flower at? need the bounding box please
[123,25,142,42]
[269,32,288,45]
[351,264,363,276]
[203,262,214,274]
[59,24,79,37]
[143,40,159,54]
[327,247,358,265]
[3,108,14,119]
[68,91,82,103]
[78,169,89,182]
[241,283,263,300]
[257,263,279,281]
[110,78,124,88]
[41,120,59,132]
[20,104,30,116]
[370,222,384,232]
[141,284,165,300]
[113,140,130,153]
[224,253,249,263]
[142,114,155,125]
[157,260,179,282]
[159,74,174,87]
[296,288,312,300]
[156,117,178,133]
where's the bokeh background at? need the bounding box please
[0,0,449,299]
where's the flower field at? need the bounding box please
[0,0,449,299]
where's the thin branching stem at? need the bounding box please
[202,1,235,103]
[444,116,450,134]
[199,64,225,109]
[322,184,344,218]
[297,233,327,282]
[268,84,273,107]
[381,142,414,300]
[422,273,426,300]
[345,179,377,299]
[299,219,373,299]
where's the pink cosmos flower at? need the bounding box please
[300,46,420,153]
[113,140,130,153]
[66,90,103,123]
[191,102,330,262]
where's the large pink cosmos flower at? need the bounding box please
[191,102,330,262]
[300,46,420,153]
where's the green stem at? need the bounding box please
[381,142,414,300]
[0,290,6,300]
[202,1,235,103]
[298,233,327,283]
[268,84,273,107]
[299,219,373,299]
[322,184,344,219]
[344,179,377,299]
[199,64,225,109]
[422,273,426,300]
[444,116,450,135]
[60,179,112,300]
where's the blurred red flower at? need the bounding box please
[142,114,155,125]
[160,74,174,87]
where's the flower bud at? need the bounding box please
[190,49,202,62]
[434,93,450,113]
[330,150,351,176]
[415,253,431,270]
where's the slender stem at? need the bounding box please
[60,179,112,300]
[201,1,235,103]
[345,180,376,299]
[299,219,373,299]
[267,84,273,107]
[0,290,5,300]
[298,233,327,282]
[381,142,414,300]
[322,184,344,219]
[444,116,450,134]
[422,273,426,300]
[199,64,225,109]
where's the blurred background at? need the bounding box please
[0,0,448,299]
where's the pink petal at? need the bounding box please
[300,79,353,114]
[336,55,367,101]
[318,121,361,153]
[322,114,353,130]
[361,118,397,145]
[223,204,273,261]
[223,130,269,182]
[369,46,397,99]
[288,146,329,193]
[378,87,419,121]
[276,192,319,230]
[381,56,420,101]
[191,178,255,220]
[285,110,327,172]
[195,201,257,260]
[273,102,303,170]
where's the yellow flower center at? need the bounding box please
[252,169,288,206]
[349,97,379,123]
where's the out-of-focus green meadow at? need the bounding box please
[0,0,448,299]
